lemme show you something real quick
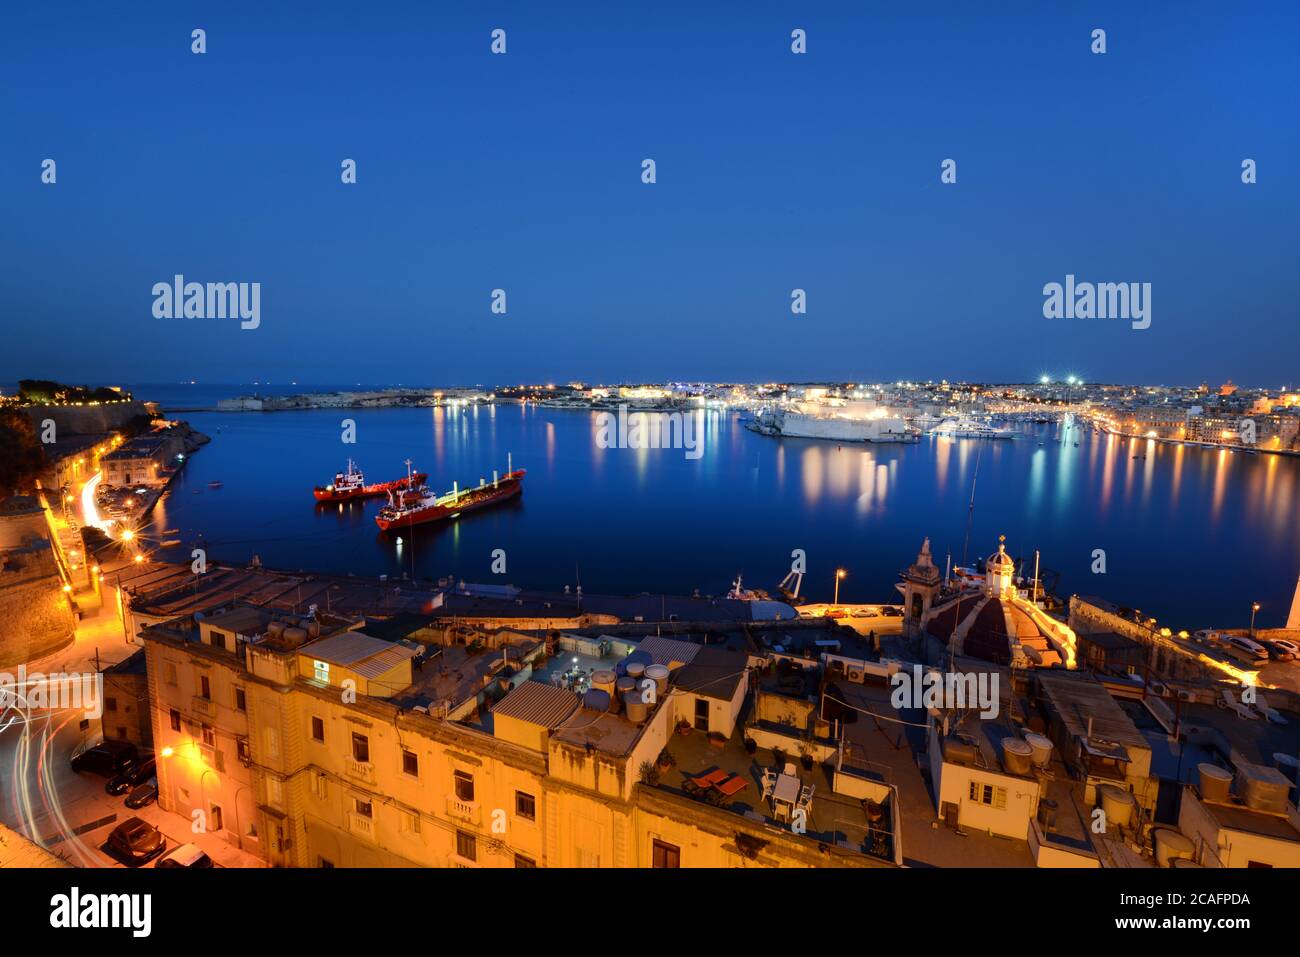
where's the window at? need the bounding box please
[351,732,369,763]
[210,805,223,832]
[164,663,177,686]
[652,839,681,868]
[967,780,1007,809]
[313,773,328,800]
[454,770,474,802]
[402,749,418,777]
[210,630,229,651]
[199,675,211,700]
[354,797,373,818]
[313,660,330,683]
[311,716,325,742]
[237,739,250,764]
[201,724,215,747]
[234,688,246,712]
[514,854,537,868]
[169,709,181,732]
[401,810,421,835]
[515,791,536,821]
[106,697,117,712]
[456,830,477,862]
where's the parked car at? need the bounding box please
[156,843,213,869]
[1266,638,1300,661]
[124,779,159,809]
[1224,635,1269,666]
[106,817,165,866]
[105,755,156,795]
[71,740,138,777]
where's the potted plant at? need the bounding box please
[656,748,676,773]
[676,719,692,736]
[639,761,660,786]
[800,748,814,771]
[743,737,757,754]
[772,747,786,769]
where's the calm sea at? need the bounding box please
[125,385,1300,632]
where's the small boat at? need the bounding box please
[208,480,224,488]
[161,539,182,547]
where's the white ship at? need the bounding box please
[930,418,1018,439]
[751,402,917,443]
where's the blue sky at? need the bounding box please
[2,1,1298,387]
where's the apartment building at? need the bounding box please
[140,604,899,869]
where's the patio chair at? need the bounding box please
[796,784,815,812]
[760,768,777,799]
[782,762,798,777]
[683,768,730,796]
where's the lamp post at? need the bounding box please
[834,568,846,606]
[1250,601,1260,639]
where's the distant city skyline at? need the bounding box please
[5,2,1299,385]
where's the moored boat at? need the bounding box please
[313,459,428,503]
[376,456,524,532]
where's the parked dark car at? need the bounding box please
[124,779,158,809]
[105,755,156,795]
[156,843,214,868]
[106,817,165,866]
[71,740,138,777]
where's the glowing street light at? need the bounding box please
[834,568,847,606]
[1250,601,1261,638]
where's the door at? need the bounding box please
[694,698,710,732]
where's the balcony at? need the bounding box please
[192,696,214,718]
[445,795,480,825]
[344,757,376,785]
[347,811,375,839]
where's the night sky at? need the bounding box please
[3,1,1298,387]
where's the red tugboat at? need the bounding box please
[313,459,428,503]
[375,455,524,532]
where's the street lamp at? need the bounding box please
[834,568,847,606]
[1250,601,1260,638]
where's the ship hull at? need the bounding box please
[314,473,428,503]
[375,472,524,531]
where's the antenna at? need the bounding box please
[961,445,983,568]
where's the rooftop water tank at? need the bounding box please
[1236,763,1291,814]
[282,626,308,647]
[1098,784,1135,829]
[624,649,654,670]
[1025,733,1054,767]
[942,738,978,765]
[1002,738,1033,776]
[1152,827,1195,868]
[1197,763,1233,803]
[592,670,616,696]
[645,663,670,696]
[626,661,645,681]
[624,691,647,723]
[267,621,286,638]
[583,689,611,713]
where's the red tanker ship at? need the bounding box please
[375,456,524,532]
[313,459,428,503]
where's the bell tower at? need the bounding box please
[902,537,942,635]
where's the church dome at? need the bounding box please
[986,540,1015,574]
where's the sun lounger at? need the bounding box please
[1253,692,1288,725]
[683,768,730,795]
[714,775,749,798]
[1221,688,1259,721]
